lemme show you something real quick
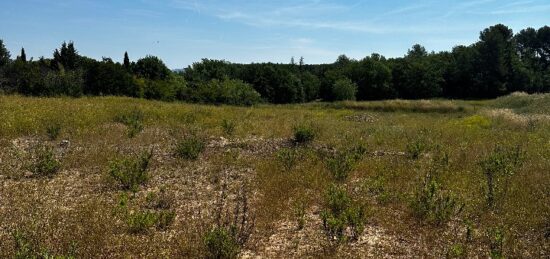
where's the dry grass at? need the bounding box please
[0,94,549,258]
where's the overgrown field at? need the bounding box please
[0,93,548,258]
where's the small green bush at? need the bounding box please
[108,151,152,193]
[410,173,463,225]
[204,227,240,259]
[293,124,315,144]
[13,230,34,259]
[175,135,206,160]
[127,210,158,234]
[320,184,365,242]
[221,119,236,136]
[115,109,145,138]
[325,153,356,182]
[479,145,523,208]
[46,123,61,140]
[31,146,61,178]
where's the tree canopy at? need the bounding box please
[1,24,549,104]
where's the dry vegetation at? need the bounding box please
[0,93,549,258]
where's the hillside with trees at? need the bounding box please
[1,24,549,105]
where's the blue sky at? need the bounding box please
[1,0,549,69]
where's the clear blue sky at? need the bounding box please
[1,0,549,69]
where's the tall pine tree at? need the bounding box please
[124,51,130,70]
[18,48,27,62]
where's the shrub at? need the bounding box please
[325,152,356,182]
[320,184,365,242]
[332,78,357,101]
[175,135,206,160]
[46,123,61,140]
[126,210,158,234]
[205,183,254,258]
[221,119,236,136]
[410,173,463,225]
[191,78,262,106]
[31,146,61,178]
[108,151,152,193]
[293,124,315,144]
[479,145,524,208]
[13,230,34,259]
[204,227,240,259]
[114,109,145,138]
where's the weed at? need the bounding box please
[324,147,365,182]
[221,119,236,136]
[479,145,524,208]
[31,145,61,178]
[46,123,61,140]
[406,138,427,160]
[146,188,173,210]
[108,150,152,193]
[293,201,306,230]
[363,175,390,204]
[447,243,465,258]
[175,135,206,160]
[155,210,176,231]
[115,109,145,138]
[488,228,504,259]
[410,172,463,225]
[204,227,240,259]
[276,148,300,171]
[293,123,316,144]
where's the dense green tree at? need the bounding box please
[392,44,444,99]
[443,45,480,98]
[52,41,80,70]
[331,78,357,101]
[474,24,518,97]
[134,55,170,80]
[0,39,10,68]
[85,60,138,96]
[353,54,394,100]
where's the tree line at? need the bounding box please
[0,24,549,105]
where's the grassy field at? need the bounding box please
[0,93,548,258]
